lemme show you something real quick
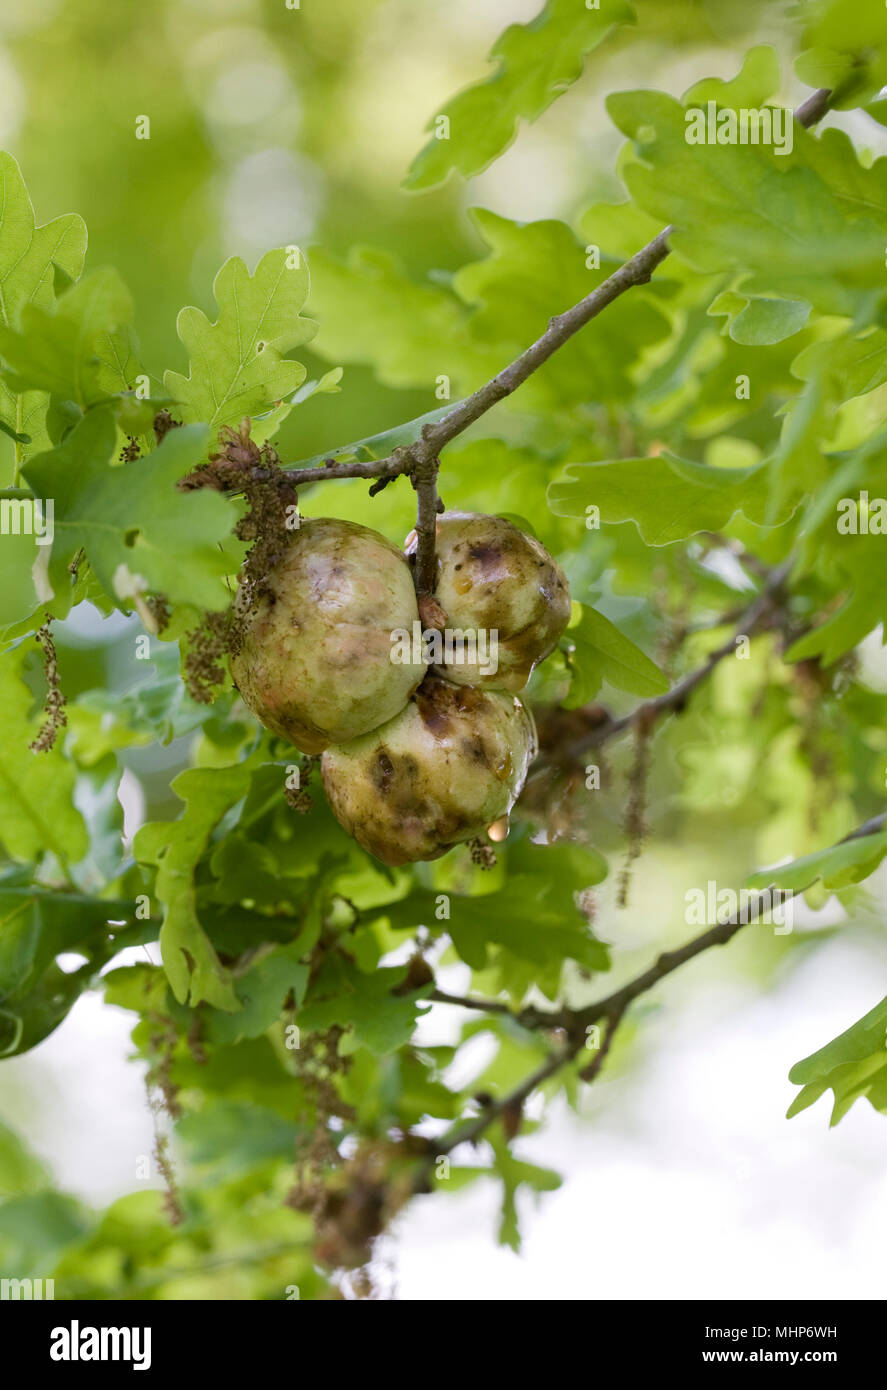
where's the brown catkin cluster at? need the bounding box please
[119,435,141,463]
[180,418,301,658]
[617,711,654,908]
[183,609,231,704]
[284,756,317,814]
[145,594,171,634]
[29,621,67,753]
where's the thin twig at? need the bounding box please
[429,989,514,1017]
[282,455,408,485]
[411,454,442,595]
[416,231,672,458]
[429,989,564,1031]
[418,805,884,1170]
[275,88,830,495]
[559,558,793,761]
[433,1044,576,1160]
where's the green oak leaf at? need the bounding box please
[746,831,887,893]
[23,409,236,612]
[405,0,635,189]
[785,593,883,666]
[683,44,781,111]
[297,957,431,1055]
[0,524,53,635]
[165,248,317,440]
[307,245,477,391]
[708,290,811,346]
[382,870,608,982]
[795,0,887,109]
[607,87,887,313]
[489,1135,561,1252]
[203,944,310,1045]
[452,209,671,408]
[788,994,887,1124]
[177,1102,299,1179]
[562,603,669,707]
[0,268,141,408]
[285,401,462,472]
[784,434,887,662]
[0,152,87,466]
[101,962,170,1018]
[134,764,258,1011]
[792,327,887,399]
[0,885,146,1055]
[446,878,609,979]
[548,453,777,544]
[309,211,670,411]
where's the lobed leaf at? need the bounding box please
[562,603,669,707]
[165,248,317,440]
[23,410,236,613]
[405,0,635,189]
[134,764,258,1011]
[788,994,887,1124]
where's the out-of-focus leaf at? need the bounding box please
[177,1102,298,1178]
[452,210,671,408]
[709,291,811,346]
[563,603,668,706]
[23,411,236,612]
[308,246,475,391]
[0,152,86,462]
[792,327,887,399]
[134,764,257,1011]
[548,453,777,544]
[788,994,887,1124]
[795,0,887,108]
[0,1120,51,1195]
[297,957,431,1055]
[488,1134,561,1252]
[0,886,142,1055]
[746,831,887,892]
[405,0,635,188]
[0,268,140,408]
[0,1192,89,1276]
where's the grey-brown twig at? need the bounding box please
[279,88,830,497]
[278,88,830,620]
[560,557,794,761]
[420,807,885,1168]
[410,453,442,596]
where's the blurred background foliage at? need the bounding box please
[0,0,805,462]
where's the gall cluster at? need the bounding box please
[230,512,570,864]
